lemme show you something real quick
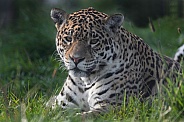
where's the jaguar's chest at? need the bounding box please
[80,75,142,105]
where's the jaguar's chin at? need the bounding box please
[68,68,91,78]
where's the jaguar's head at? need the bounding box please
[50,7,124,77]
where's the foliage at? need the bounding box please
[116,0,168,27]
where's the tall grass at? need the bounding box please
[1,74,183,121]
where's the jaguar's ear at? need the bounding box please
[50,8,68,30]
[105,14,124,33]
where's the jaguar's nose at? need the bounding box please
[69,55,85,65]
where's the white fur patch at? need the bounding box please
[174,44,184,62]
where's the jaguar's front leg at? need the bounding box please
[53,76,81,109]
[78,94,117,118]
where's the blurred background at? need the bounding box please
[0,0,184,100]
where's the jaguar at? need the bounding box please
[49,7,181,117]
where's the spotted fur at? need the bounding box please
[50,7,181,117]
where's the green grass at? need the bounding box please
[0,76,184,122]
[0,15,184,121]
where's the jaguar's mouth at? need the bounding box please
[69,68,91,77]
[68,63,107,78]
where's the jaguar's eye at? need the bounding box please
[64,36,72,42]
[62,36,72,45]
[90,39,98,45]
